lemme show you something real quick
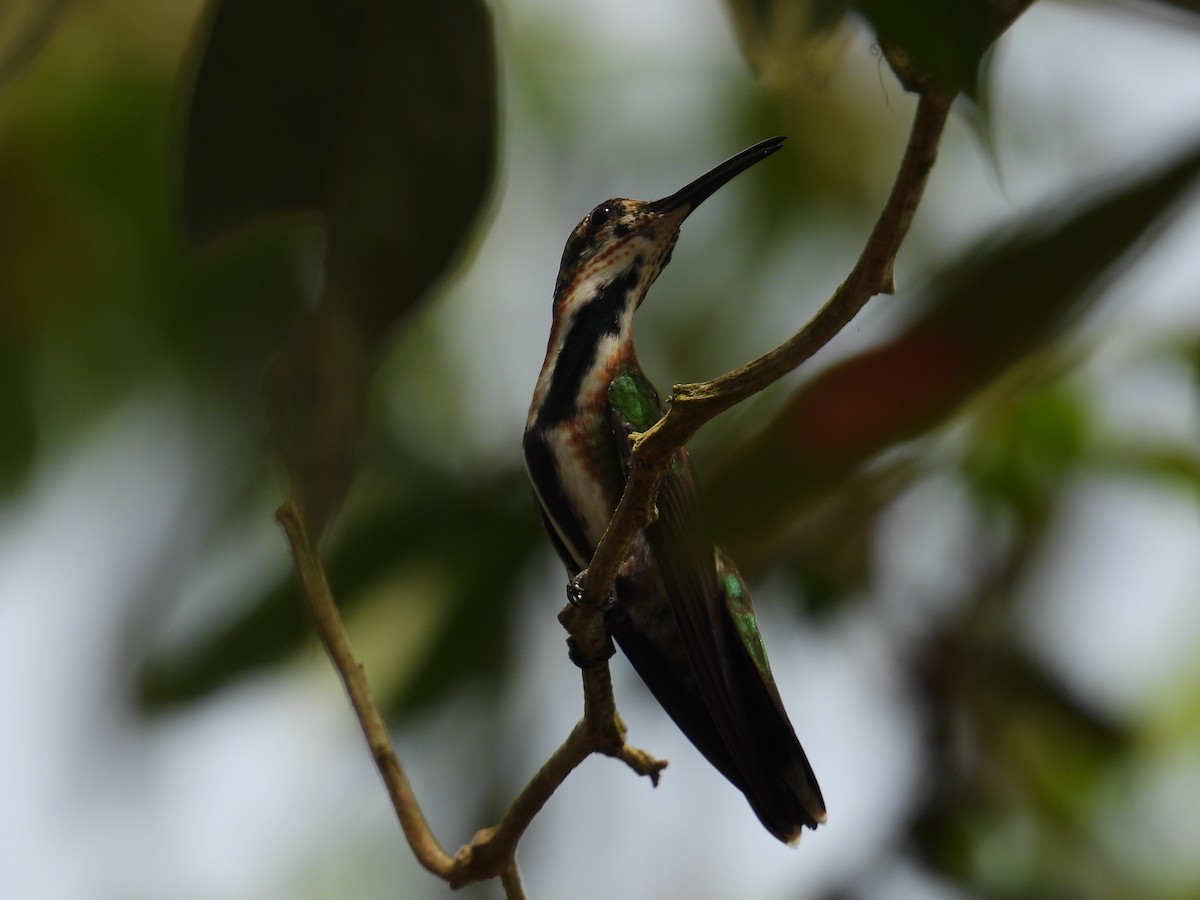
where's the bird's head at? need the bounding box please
[550,136,786,319]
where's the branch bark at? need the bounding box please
[278,500,663,897]
[279,60,958,900]
[578,87,955,609]
[277,503,457,880]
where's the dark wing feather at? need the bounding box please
[523,428,591,572]
[606,372,825,841]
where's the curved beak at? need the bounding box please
[647,135,786,216]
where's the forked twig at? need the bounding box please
[280,68,959,898]
[578,87,955,609]
[278,502,662,898]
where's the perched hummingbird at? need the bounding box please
[523,137,826,843]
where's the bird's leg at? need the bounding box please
[564,570,617,668]
[566,569,617,611]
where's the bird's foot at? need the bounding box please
[566,569,616,613]
[564,570,617,669]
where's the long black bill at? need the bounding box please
[647,135,786,216]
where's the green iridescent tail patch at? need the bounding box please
[717,552,772,678]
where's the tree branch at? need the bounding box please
[277,502,457,880]
[578,86,955,608]
[278,500,664,897]
[279,44,963,900]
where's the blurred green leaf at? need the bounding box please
[0,34,310,454]
[1145,0,1200,19]
[265,305,374,542]
[182,0,497,328]
[774,458,918,609]
[964,383,1090,523]
[0,336,35,488]
[182,0,499,537]
[138,462,542,716]
[725,0,1033,98]
[0,0,72,86]
[1097,443,1200,499]
[853,0,1031,97]
[723,0,850,82]
[913,628,1132,895]
[708,137,1200,563]
[182,0,365,243]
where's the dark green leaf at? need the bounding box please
[726,0,1032,98]
[853,0,1033,98]
[0,337,36,489]
[0,0,73,86]
[265,305,374,538]
[1143,0,1200,20]
[182,0,499,537]
[182,0,497,328]
[854,0,991,96]
[182,1,365,241]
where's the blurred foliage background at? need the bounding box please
[2,0,1200,898]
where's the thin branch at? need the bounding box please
[501,863,528,900]
[277,502,456,880]
[578,87,955,607]
[278,499,663,898]
[280,40,967,900]
[557,603,668,780]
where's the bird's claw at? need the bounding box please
[563,570,618,668]
[566,570,616,613]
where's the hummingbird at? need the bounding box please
[523,137,826,843]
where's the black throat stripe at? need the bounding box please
[536,266,640,427]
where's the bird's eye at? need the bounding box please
[589,203,615,231]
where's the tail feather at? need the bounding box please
[605,370,824,841]
[607,589,825,843]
